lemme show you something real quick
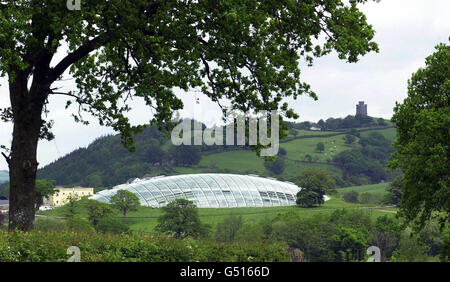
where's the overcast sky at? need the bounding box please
[0,0,449,171]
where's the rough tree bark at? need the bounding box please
[7,70,45,231]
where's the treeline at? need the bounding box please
[286,115,388,131]
[217,210,448,262]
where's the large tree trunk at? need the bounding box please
[8,73,44,231]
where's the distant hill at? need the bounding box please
[38,118,396,189]
[0,170,8,184]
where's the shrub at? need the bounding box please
[95,217,130,234]
[34,218,66,232]
[65,216,95,233]
[342,191,359,203]
[0,230,289,262]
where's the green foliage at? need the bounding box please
[85,200,115,227]
[369,215,402,261]
[215,215,243,243]
[96,217,130,234]
[34,218,66,232]
[64,216,95,233]
[156,199,210,239]
[390,40,450,230]
[0,230,289,262]
[110,190,140,223]
[316,142,325,152]
[383,176,402,206]
[344,134,356,144]
[296,168,337,194]
[342,191,359,204]
[390,232,430,262]
[85,173,103,188]
[1,0,380,230]
[264,157,285,175]
[296,187,325,208]
[172,145,202,166]
[35,179,56,210]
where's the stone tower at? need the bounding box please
[356,101,367,116]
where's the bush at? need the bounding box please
[95,217,130,234]
[0,230,289,262]
[65,216,95,233]
[34,218,66,232]
[342,191,359,203]
[316,142,325,152]
[264,157,285,175]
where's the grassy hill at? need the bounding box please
[37,119,396,188]
[0,170,8,184]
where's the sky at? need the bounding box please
[0,0,449,171]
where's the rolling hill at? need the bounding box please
[36,118,396,189]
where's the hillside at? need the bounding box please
[37,117,396,189]
[0,170,8,184]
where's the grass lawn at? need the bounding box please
[360,127,396,142]
[281,135,353,162]
[337,182,390,197]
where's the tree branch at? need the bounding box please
[47,31,114,83]
[1,152,10,165]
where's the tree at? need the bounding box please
[85,199,114,227]
[383,176,402,207]
[173,145,202,166]
[64,195,81,219]
[146,145,165,164]
[110,190,140,224]
[296,188,325,208]
[389,40,450,231]
[264,157,285,175]
[369,215,402,261]
[155,198,209,239]
[0,1,379,231]
[35,179,56,210]
[85,173,103,188]
[296,168,336,194]
[215,215,243,243]
[344,134,356,145]
[377,118,387,126]
[316,142,325,152]
[342,190,359,203]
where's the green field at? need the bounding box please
[337,182,390,196]
[39,182,394,233]
[360,127,396,142]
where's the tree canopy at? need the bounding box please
[155,198,210,239]
[110,189,141,223]
[0,0,379,230]
[389,40,450,230]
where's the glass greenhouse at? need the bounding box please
[90,173,301,208]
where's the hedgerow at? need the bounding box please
[0,230,289,262]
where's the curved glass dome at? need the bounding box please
[90,173,301,208]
